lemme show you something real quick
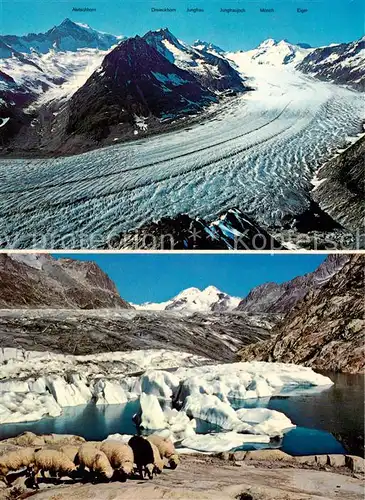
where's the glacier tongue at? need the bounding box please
[0,347,333,455]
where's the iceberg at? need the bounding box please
[93,379,129,405]
[236,408,296,437]
[0,391,62,424]
[139,393,167,430]
[141,370,180,400]
[183,394,241,431]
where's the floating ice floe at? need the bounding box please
[180,432,270,453]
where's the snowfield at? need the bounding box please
[0,348,333,452]
[0,59,363,247]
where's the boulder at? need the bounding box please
[229,451,247,461]
[327,454,346,468]
[295,455,317,465]
[315,454,328,466]
[345,455,365,473]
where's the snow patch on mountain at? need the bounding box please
[134,286,241,313]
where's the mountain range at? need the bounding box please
[0,20,363,155]
[0,19,123,54]
[0,253,363,372]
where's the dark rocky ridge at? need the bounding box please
[0,254,132,309]
[238,254,364,373]
[237,254,349,314]
[66,36,217,143]
[312,135,365,235]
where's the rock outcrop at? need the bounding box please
[106,208,283,250]
[238,254,364,373]
[0,254,132,309]
[312,135,365,235]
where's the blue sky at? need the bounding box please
[53,253,326,303]
[2,0,363,51]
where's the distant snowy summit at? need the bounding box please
[134,285,241,313]
[227,36,365,89]
[228,38,313,67]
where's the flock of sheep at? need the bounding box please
[0,433,180,489]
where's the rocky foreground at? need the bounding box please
[1,447,364,500]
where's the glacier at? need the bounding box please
[0,60,363,247]
[0,348,334,454]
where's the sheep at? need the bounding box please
[7,432,44,448]
[128,436,159,480]
[58,445,79,463]
[7,432,85,448]
[75,443,113,482]
[31,449,77,489]
[100,441,134,480]
[0,447,35,485]
[147,435,180,469]
[150,442,164,475]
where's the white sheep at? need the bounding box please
[58,445,79,463]
[0,447,35,485]
[100,441,134,479]
[75,443,113,482]
[32,449,77,488]
[147,435,180,469]
[150,442,164,475]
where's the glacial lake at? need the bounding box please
[0,373,363,456]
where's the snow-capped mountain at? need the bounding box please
[0,19,123,109]
[229,39,312,68]
[143,28,246,92]
[192,39,225,56]
[0,18,123,55]
[134,285,241,313]
[296,36,365,90]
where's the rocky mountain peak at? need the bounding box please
[0,254,132,309]
[237,254,349,314]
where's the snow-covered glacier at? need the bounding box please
[0,62,363,247]
[0,348,333,453]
